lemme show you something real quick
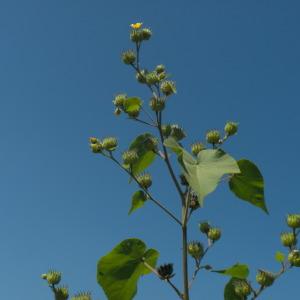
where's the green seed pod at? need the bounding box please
[144,136,158,151]
[46,270,61,285]
[141,28,152,40]
[161,124,172,138]
[137,173,152,189]
[55,286,69,300]
[191,142,205,156]
[130,30,143,43]
[208,228,221,242]
[89,137,99,144]
[136,69,147,84]
[232,279,251,297]
[157,263,174,279]
[187,241,204,259]
[256,269,275,287]
[288,250,300,267]
[127,107,140,118]
[121,50,136,65]
[114,107,122,116]
[102,137,118,151]
[224,121,238,136]
[160,80,176,96]
[179,174,189,186]
[189,193,200,210]
[158,72,167,81]
[113,94,127,107]
[71,292,92,300]
[206,130,221,145]
[149,98,165,112]
[155,64,165,74]
[122,150,139,165]
[280,232,297,247]
[170,125,186,141]
[199,221,211,235]
[146,72,160,85]
[90,143,103,153]
[286,214,300,229]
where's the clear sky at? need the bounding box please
[0,1,299,299]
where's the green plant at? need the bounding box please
[42,22,300,300]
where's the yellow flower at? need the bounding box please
[130,22,143,29]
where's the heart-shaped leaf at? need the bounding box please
[123,97,142,113]
[97,239,159,300]
[213,263,249,279]
[229,159,268,213]
[129,190,147,215]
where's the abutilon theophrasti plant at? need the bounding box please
[42,22,300,300]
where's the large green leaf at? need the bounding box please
[129,190,147,215]
[213,263,249,279]
[224,278,242,300]
[183,149,240,206]
[123,97,142,113]
[229,159,268,213]
[97,239,159,300]
[129,133,157,176]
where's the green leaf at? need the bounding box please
[213,263,249,279]
[229,159,268,213]
[123,97,142,113]
[129,190,147,215]
[275,251,285,263]
[129,133,156,176]
[97,238,159,300]
[224,278,241,300]
[183,149,240,206]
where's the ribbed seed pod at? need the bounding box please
[102,137,118,151]
[288,250,300,267]
[122,150,139,165]
[137,173,152,189]
[187,241,204,259]
[199,222,211,235]
[157,263,174,279]
[46,270,61,285]
[224,121,238,136]
[256,269,275,287]
[55,286,69,300]
[149,98,165,112]
[170,125,186,141]
[208,228,221,242]
[206,130,221,145]
[280,232,297,247]
[191,142,205,156]
[286,214,300,229]
[160,80,176,96]
[113,94,126,107]
[232,279,251,297]
[121,50,136,65]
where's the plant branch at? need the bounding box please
[128,117,157,128]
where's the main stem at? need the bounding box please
[182,223,189,300]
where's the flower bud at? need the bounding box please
[157,263,174,279]
[208,228,221,242]
[130,22,143,30]
[41,273,48,280]
[160,80,176,96]
[199,222,211,235]
[146,72,160,85]
[224,122,238,136]
[286,214,300,229]
[149,98,165,112]
[55,286,69,300]
[136,70,147,84]
[127,107,140,118]
[170,125,186,141]
[122,150,139,165]
[121,50,136,65]
[155,64,165,74]
[113,94,126,107]
[144,136,158,151]
[114,107,122,116]
[46,270,61,285]
[137,173,152,189]
[191,142,205,156]
[188,241,204,259]
[288,250,300,267]
[102,137,118,151]
[256,270,275,287]
[71,292,92,300]
[161,124,172,138]
[90,142,103,153]
[232,280,251,297]
[206,130,221,145]
[89,137,99,144]
[141,28,152,40]
[280,232,297,247]
[189,193,200,210]
[130,30,143,43]
[179,174,189,186]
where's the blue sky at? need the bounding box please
[0,1,299,299]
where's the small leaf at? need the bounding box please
[224,278,241,300]
[275,251,285,263]
[213,263,249,279]
[123,97,142,113]
[229,159,268,213]
[183,149,240,206]
[97,239,159,300]
[129,190,147,215]
[129,133,157,176]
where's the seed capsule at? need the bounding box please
[199,222,211,235]
[256,269,275,287]
[232,279,251,297]
[122,150,139,165]
[136,70,147,84]
[187,241,204,259]
[157,263,174,279]
[224,121,238,136]
[121,50,136,65]
[161,124,172,138]
[90,143,103,153]
[286,214,300,229]
[141,28,152,40]
[46,270,61,285]
[55,286,69,300]
[288,250,300,267]
[208,228,221,242]
[206,130,221,145]
[137,173,152,189]
[102,137,118,151]
[160,80,176,96]
[155,64,165,74]
[280,232,297,247]
[113,94,127,107]
[191,142,205,156]
[149,98,165,112]
[130,30,143,43]
[170,125,186,141]
[146,72,160,85]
